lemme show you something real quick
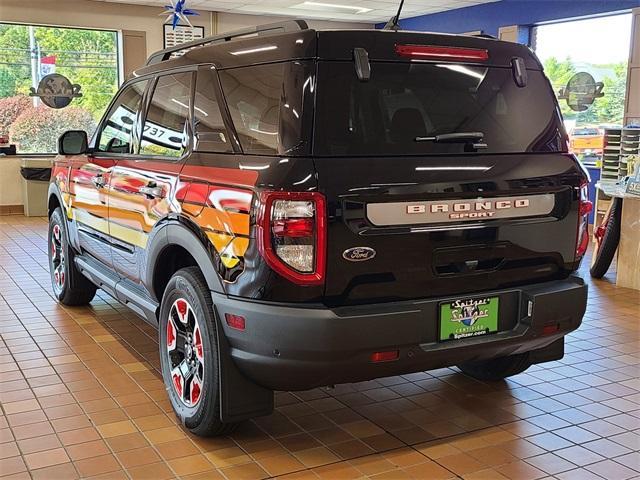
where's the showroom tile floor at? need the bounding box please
[0,214,639,480]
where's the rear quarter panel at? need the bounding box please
[178,152,321,302]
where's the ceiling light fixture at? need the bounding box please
[298,2,372,14]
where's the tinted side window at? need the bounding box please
[97,80,147,153]
[140,72,192,158]
[194,68,232,153]
[219,63,284,155]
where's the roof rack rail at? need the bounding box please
[145,19,309,66]
[472,33,496,39]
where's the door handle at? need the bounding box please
[91,174,105,188]
[138,183,163,199]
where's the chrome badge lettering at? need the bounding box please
[406,205,426,214]
[343,247,376,262]
[367,195,551,226]
[407,199,531,219]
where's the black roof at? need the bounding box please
[134,19,541,77]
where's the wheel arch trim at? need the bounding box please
[47,183,65,216]
[145,217,226,301]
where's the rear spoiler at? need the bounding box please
[317,30,543,70]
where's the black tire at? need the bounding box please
[48,207,97,306]
[457,352,532,381]
[590,197,622,279]
[158,266,237,437]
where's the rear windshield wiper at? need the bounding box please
[415,132,488,150]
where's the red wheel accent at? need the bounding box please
[190,376,202,405]
[172,369,184,397]
[194,324,203,362]
[167,317,177,350]
[176,299,188,323]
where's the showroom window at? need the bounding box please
[0,23,120,154]
[532,14,631,131]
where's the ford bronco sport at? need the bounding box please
[49,20,589,436]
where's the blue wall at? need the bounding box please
[379,0,640,37]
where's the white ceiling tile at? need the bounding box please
[90,0,499,23]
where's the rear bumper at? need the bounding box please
[213,276,587,391]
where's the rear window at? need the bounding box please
[314,62,566,156]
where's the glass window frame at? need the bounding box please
[92,78,149,156]
[138,70,195,160]
[218,60,314,157]
[192,64,239,155]
[91,66,200,162]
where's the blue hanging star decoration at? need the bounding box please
[161,0,200,29]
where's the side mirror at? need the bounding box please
[58,130,88,155]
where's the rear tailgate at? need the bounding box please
[313,31,586,306]
[315,153,584,306]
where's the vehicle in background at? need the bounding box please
[569,126,604,160]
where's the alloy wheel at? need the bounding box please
[50,224,65,293]
[166,298,205,407]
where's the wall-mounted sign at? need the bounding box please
[29,73,82,109]
[557,72,604,112]
[163,24,204,50]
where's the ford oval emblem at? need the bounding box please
[343,247,376,262]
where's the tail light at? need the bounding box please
[395,44,489,62]
[370,350,399,363]
[258,191,326,285]
[575,181,592,261]
[225,313,246,331]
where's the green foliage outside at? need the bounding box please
[543,56,627,126]
[0,23,118,152]
[0,95,31,136]
[10,107,97,153]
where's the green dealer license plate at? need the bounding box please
[439,297,499,341]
